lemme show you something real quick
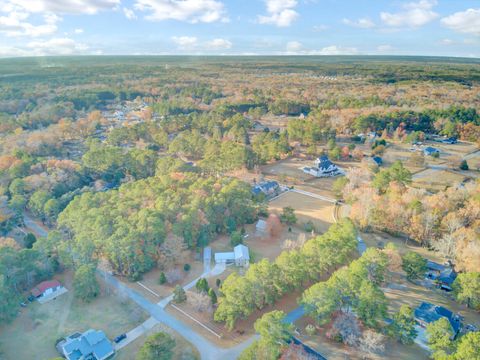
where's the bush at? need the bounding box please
[183,263,191,272]
[303,221,315,233]
[158,272,166,285]
[23,233,37,249]
[459,160,469,170]
[305,324,316,336]
[230,231,243,247]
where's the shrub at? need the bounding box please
[459,160,469,170]
[305,324,316,336]
[183,263,191,272]
[158,272,166,285]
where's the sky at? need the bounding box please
[0,0,479,58]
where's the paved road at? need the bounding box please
[284,306,305,323]
[23,212,48,238]
[102,270,257,360]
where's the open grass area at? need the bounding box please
[123,254,204,303]
[269,191,335,233]
[0,271,147,360]
[115,323,199,360]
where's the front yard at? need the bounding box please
[0,271,147,360]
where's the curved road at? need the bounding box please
[101,270,258,359]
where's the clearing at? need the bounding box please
[269,191,335,233]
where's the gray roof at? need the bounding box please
[214,252,235,261]
[234,244,250,261]
[414,302,461,334]
[256,219,267,230]
[427,261,446,272]
[62,329,114,360]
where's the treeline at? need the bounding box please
[341,163,480,273]
[0,243,57,323]
[214,219,357,329]
[354,106,479,141]
[301,248,388,328]
[57,174,258,279]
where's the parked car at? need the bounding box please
[114,334,127,343]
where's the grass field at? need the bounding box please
[412,168,467,190]
[269,191,335,233]
[115,323,199,360]
[0,271,147,360]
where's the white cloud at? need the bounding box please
[286,41,302,52]
[283,44,358,55]
[312,24,328,32]
[342,18,375,29]
[440,38,454,45]
[381,0,438,28]
[258,0,299,27]
[441,8,480,36]
[123,7,137,20]
[26,37,89,55]
[171,36,198,49]
[5,0,119,15]
[312,45,358,55]
[172,36,232,51]
[205,38,232,49]
[0,10,59,37]
[74,28,84,34]
[134,0,228,23]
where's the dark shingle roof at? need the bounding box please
[415,302,461,334]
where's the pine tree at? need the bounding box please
[173,285,186,303]
[208,288,217,305]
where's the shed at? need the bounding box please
[256,219,267,234]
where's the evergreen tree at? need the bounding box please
[173,285,186,303]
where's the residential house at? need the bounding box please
[426,261,457,291]
[252,180,280,198]
[234,244,250,267]
[423,146,440,156]
[214,244,250,268]
[31,280,67,302]
[60,329,114,360]
[414,302,461,339]
[303,155,344,178]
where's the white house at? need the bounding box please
[234,244,250,267]
[214,244,250,267]
[303,155,344,178]
[31,280,67,303]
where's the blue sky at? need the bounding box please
[0,0,479,57]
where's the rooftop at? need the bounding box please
[415,302,461,334]
[31,280,61,297]
[62,329,114,360]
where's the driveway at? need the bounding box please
[101,270,257,360]
[23,212,49,238]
